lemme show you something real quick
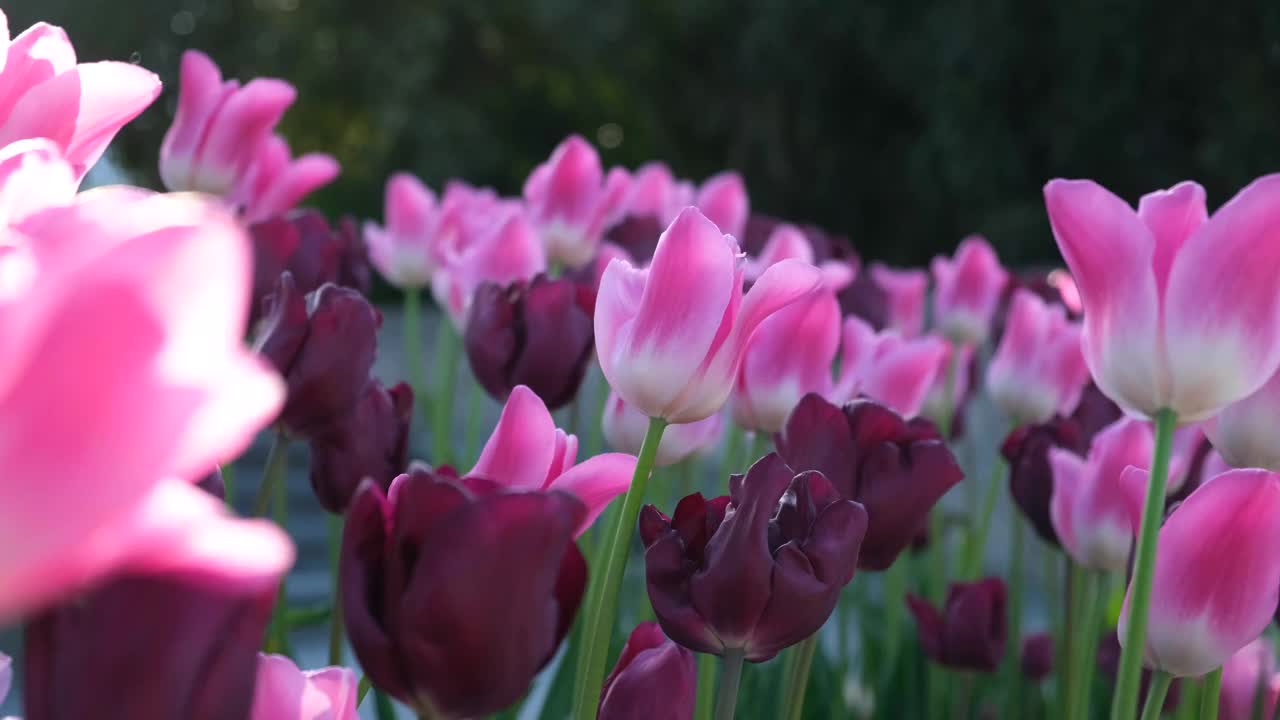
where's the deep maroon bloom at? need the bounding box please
[1003,417,1083,546]
[775,394,964,570]
[598,622,697,720]
[1096,632,1182,712]
[309,379,414,513]
[342,470,587,717]
[639,453,867,662]
[249,210,342,318]
[604,215,665,264]
[839,269,889,330]
[465,275,595,411]
[24,569,276,720]
[906,578,1008,673]
[334,214,372,296]
[1021,633,1054,682]
[254,274,382,439]
[1071,382,1124,446]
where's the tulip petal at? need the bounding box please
[247,152,340,222]
[0,22,76,118]
[774,393,856,496]
[695,171,748,238]
[861,334,949,419]
[470,385,558,491]
[0,138,76,224]
[640,509,725,655]
[1048,448,1086,563]
[1136,181,1207,295]
[547,452,638,536]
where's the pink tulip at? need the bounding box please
[1048,418,1154,572]
[1118,468,1280,676]
[920,341,975,426]
[1218,638,1277,720]
[159,50,295,196]
[234,133,339,223]
[524,135,627,268]
[0,174,285,620]
[0,138,77,224]
[986,288,1089,425]
[603,390,724,468]
[251,654,359,720]
[833,315,949,419]
[624,161,690,222]
[596,207,823,423]
[731,287,841,433]
[745,223,855,291]
[1047,269,1083,315]
[694,171,749,239]
[432,206,547,328]
[0,13,160,180]
[469,385,637,535]
[870,263,928,337]
[364,172,441,289]
[931,235,1009,345]
[1044,177,1280,420]
[1206,367,1280,472]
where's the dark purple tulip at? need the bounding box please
[309,379,414,513]
[906,578,1007,673]
[1097,632,1181,713]
[598,622,697,720]
[342,470,587,717]
[1021,633,1054,682]
[334,214,372,296]
[249,209,343,320]
[254,276,382,439]
[639,453,867,661]
[839,269,889,330]
[604,215,665,264]
[775,394,964,570]
[197,466,226,500]
[465,275,595,411]
[1071,382,1123,446]
[24,569,275,720]
[1003,417,1083,547]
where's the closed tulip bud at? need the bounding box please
[1117,468,1280,677]
[598,622,697,720]
[776,394,964,570]
[1218,638,1277,720]
[930,235,1009,346]
[906,578,1008,672]
[308,379,414,513]
[603,391,724,468]
[832,316,949,418]
[364,172,443,289]
[1044,176,1280,421]
[1003,418,1083,546]
[1206,368,1280,472]
[639,453,867,661]
[596,207,822,423]
[342,471,587,718]
[523,135,626,269]
[465,275,595,410]
[249,209,346,319]
[986,289,1089,425]
[250,654,358,720]
[1021,633,1054,682]
[334,215,372,297]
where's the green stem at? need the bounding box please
[1110,408,1178,720]
[463,380,485,465]
[927,664,950,720]
[953,671,975,719]
[586,368,609,457]
[571,417,668,720]
[1048,551,1068,720]
[714,649,746,720]
[696,652,718,720]
[782,633,821,720]
[357,675,371,704]
[404,287,432,430]
[1005,516,1026,718]
[251,430,290,517]
[926,507,947,602]
[431,312,460,466]
[1201,666,1222,720]
[961,456,1007,578]
[882,556,909,687]
[1139,671,1173,720]
[1066,566,1104,720]
[328,514,344,665]
[373,689,396,720]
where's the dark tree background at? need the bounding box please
[11,0,1280,266]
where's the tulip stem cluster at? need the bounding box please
[431,314,460,465]
[780,633,820,720]
[714,648,746,720]
[401,287,431,431]
[1139,671,1173,720]
[1065,565,1105,720]
[1110,408,1178,720]
[251,430,291,517]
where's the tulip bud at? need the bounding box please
[776,394,964,570]
[1021,633,1054,682]
[308,379,414,513]
[1218,638,1277,720]
[465,275,595,410]
[523,135,621,269]
[364,172,442,289]
[1003,418,1083,546]
[598,622,697,720]
[930,235,1008,346]
[603,391,724,468]
[334,214,372,297]
[906,578,1008,672]
[250,654,359,720]
[249,210,345,319]
[639,453,867,661]
[986,289,1089,425]
[1206,368,1280,472]
[342,471,587,717]
[596,207,822,423]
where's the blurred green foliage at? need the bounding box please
[11,0,1280,265]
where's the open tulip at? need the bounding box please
[308,379,413,513]
[597,622,697,720]
[832,315,949,418]
[364,172,442,289]
[1218,638,1276,720]
[930,235,1008,346]
[907,578,1008,672]
[234,134,339,223]
[1117,468,1280,676]
[1044,176,1280,420]
[251,654,359,720]
[523,135,628,268]
[603,391,725,468]
[1205,367,1280,472]
[342,471,586,718]
[986,288,1088,425]
[744,223,854,291]
[596,207,822,423]
[640,453,867,661]
[776,394,963,569]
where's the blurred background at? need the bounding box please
[10,0,1280,267]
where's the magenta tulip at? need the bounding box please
[596,207,822,423]
[250,654,359,720]
[987,289,1089,424]
[745,223,854,291]
[930,235,1008,345]
[598,622,697,720]
[833,316,949,418]
[1022,633,1054,682]
[363,172,443,289]
[1218,638,1277,720]
[233,133,339,223]
[843,263,929,337]
[907,578,1008,672]
[431,206,546,328]
[603,391,725,468]
[308,379,413,513]
[523,135,628,268]
[1206,367,1280,472]
[1044,176,1280,420]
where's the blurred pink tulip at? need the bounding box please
[920,341,974,426]
[623,161,690,222]
[731,288,841,433]
[364,172,441,289]
[1206,367,1280,472]
[833,315,949,419]
[251,654,359,720]
[1049,418,1154,572]
[603,390,724,468]
[159,50,295,196]
[1118,468,1280,676]
[1044,176,1280,421]
[0,138,76,223]
[870,263,928,336]
[596,207,822,423]
[694,170,749,239]
[931,235,1008,345]
[0,12,160,180]
[432,205,547,328]
[745,223,855,291]
[524,135,627,268]
[470,385,637,535]
[1218,638,1277,720]
[0,180,284,620]
[235,133,339,223]
[987,288,1089,424]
